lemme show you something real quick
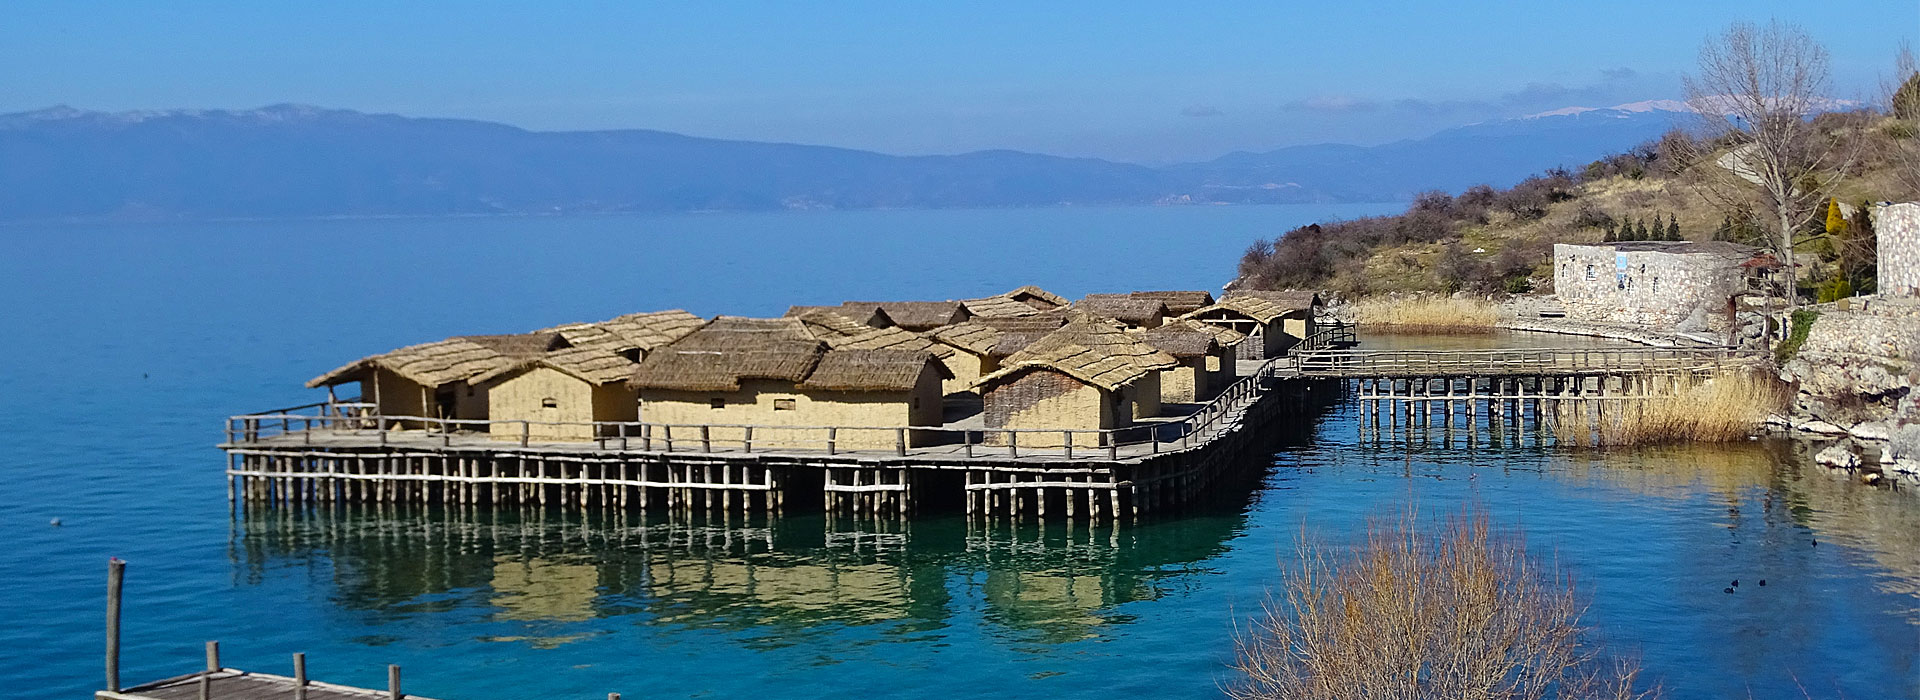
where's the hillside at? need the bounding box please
[0,103,1685,222]
[1235,109,1919,299]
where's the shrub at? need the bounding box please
[1229,507,1660,700]
[1774,309,1820,365]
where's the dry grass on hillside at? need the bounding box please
[1352,296,1500,333]
[1554,372,1786,447]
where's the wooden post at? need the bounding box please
[294,653,308,700]
[521,420,530,447]
[895,427,906,456]
[1063,431,1074,459]
[827,427,838,455]
[700,425,711,453]
[389,664,403,700]
[105,558,124,692]
[206,640,220,671]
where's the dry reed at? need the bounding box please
[1553,372,1787,448]
[1352,296,1499,334]
[1230,508,1657,700]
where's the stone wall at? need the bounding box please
[1876,202,1920,297]
[1552,243,1753,332]
[1782,297,1920,428]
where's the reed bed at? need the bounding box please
[1352,296,1500,334]
[1231,507,1658,700]
[1553,372,1786,448]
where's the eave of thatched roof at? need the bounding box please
[1185,295,1290,324]
[928,322,1001,356]
[628,317,828,392]
[839,301,969,330]
[1004,285,1068,309]
[961,295,1042,318]
[1074,295,1169,325]
[469,345,638,387]
[1128,290,1215,316]
[828,326,959,359]
[975,312,1178,391]
[798,349,951,392]
[791,309,881,340]
[306,332,565,389]
[1132,323,1222,358]
[787,304,895,329]
[1163,318,1247,347]
[542,309,704,356]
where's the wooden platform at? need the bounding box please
[100,668,436,700]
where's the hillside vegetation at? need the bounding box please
[1235,106,1920,299]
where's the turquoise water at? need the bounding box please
[2,206,1917,700]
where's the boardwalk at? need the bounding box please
[101,668,434,700]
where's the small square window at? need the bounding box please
[773,398,796,411]
[709,398,725,409]
[541,398,558,409]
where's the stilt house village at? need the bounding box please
[302,286,1323,449]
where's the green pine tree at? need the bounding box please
[1603,221,1617,242]
[1712,216,1732,242]
[1636,219,1650,241]
[1666,214,1681,241]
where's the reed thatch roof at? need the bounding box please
[1226,290,1320,311]
[1074,295,1170,326]
[798,349,951,392]
[469,345,637,386]
[961,294,1043,318]
[307,332,566,389]
[1004,285,1069,310]
[927,322,1001,356]
[1128,290,1215,316]
[839,301,970,330]
[542,310,704,356]
[786,305,895,329]
[790,309,883,340]
[1132,323,1223,358]
[1163,318,1247,347]
[829,326,959,359]
[1186,295,1291,324]
[976,312,1177,391]
[629,317,827,392]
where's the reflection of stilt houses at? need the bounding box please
[1074,295,1169,330]
[306,332,567,425]
[975,312,1177,448]
[1132,320,1243,403]
[490,555,602,624]
[630,317,950,450]
[1182,291,1318,360]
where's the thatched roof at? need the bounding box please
[976,312,1178,391]
[542,310,704,356]
[1226,290,1320,311]
[790,309,882,340]
[1075,295,1170,326]
[1128,290,1215,316]
[798,349,951,392]
[991,331,1053,358]
[1004,285,1069,310]
[470,345,637,386]
[1186,295,1292,324]
[829,326,958,359]
[1132,323,1223,358]
[629,317,826,392]
[928,322,1001,356]
[930,314,1069,357]
[307,332,566,388]
[1164,318,1246,347]
[786,304,895,329]
[961,294,1043,318]
[839,301,970,330]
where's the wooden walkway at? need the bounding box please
[101,668,434,700]
[1283,346,1749,378]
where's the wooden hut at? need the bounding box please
[1003,285,1069,312]
[1182,293,1311,360]
[472,345,640,441]
[786,305,895,330]
[788,308,890,341]
[1132,319,1244,403]
[1227,291,1320,342]
[827,326,978,397]
[306,332,566,426]
[838,301,970,331]
[1075,294,1169,329]
[974,312,1178,448]
[630,317,950,450]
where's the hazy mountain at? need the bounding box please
[0,103,1694,222]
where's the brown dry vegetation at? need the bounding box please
[1351,295,1500,333]
[1230,508,1658,700]
[1553,372,1787,447]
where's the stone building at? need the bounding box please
[1552,241,1765,331]
[1877,202,1920,297]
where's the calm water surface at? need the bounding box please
[2,207,1916,700]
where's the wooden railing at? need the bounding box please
[226,357,1298,461]
[1290,346,1750,377]
[1296,322,1357,353]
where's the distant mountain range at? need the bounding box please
[0,102,1696,222]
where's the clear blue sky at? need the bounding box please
[3,1,1912,163]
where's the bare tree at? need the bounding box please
[1677,21,1848,310]
[1884,44,1920,200]
[1229,508,1658,700]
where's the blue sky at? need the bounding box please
[3,1,1913,162]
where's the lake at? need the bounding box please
[1,205,1916,700]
